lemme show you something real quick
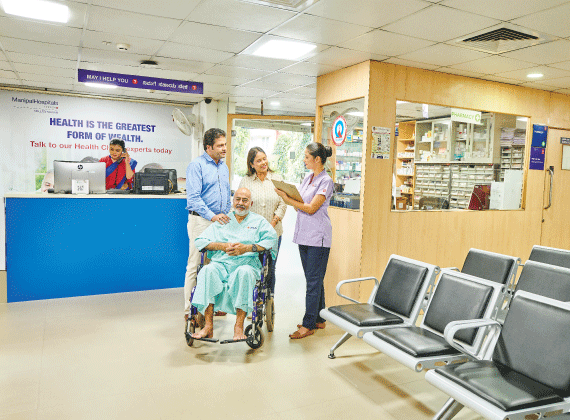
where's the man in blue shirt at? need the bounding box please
[184,128,231,319]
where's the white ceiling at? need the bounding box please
[1,0,570,116]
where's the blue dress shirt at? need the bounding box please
[186,152,231,221]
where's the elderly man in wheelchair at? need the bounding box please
[189,187,278,344]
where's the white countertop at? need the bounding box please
[5,193,187,199]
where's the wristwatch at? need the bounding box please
[251,244,258,253]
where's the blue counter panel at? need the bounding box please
[6,197,189,302]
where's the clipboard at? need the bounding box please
[271,179,303,202]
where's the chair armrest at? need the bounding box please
[442,266,460,271]
[335,277,379,304]
[444,319,502,361]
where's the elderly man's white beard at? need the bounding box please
[235,208,249,216]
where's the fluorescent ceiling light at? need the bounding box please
[347,111,364,117]
[270,101,280,106]
[301,122,312,126]
[251,39,316,60]
[396,100,409,104]
[84,82,118,89]
[517,117,528,121]
[1,0,69,23]
[526,73,543,79]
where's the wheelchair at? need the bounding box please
[185,249,275,349]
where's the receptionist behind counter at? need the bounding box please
[99,139,137,190]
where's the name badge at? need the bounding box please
[72,179,89,194]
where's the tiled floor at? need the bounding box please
[0,214,485,420]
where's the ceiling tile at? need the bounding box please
[240,80,298,92]
[481,75,522,85]
[305,0,430,28]
[0,61,11,71]
[82,30,165,56]
[450,55,534,74]
[12,63,76,78]
[397,44,490,67]
[436,67,486,79]
[156,42,235,63]
[261,72,316,87]
[549,61,570,72]
[502,40,570,66]
[195,74,250,86]
[340,30,436,56]
[19,73,75,84]
[271,14,372,45]
[519,81,560,91]
[165,92,203,102]
[441,0,569,21]
[86,6,182,41]
[0,1,89,27]
[494,66,570,82]
[555,88,570,95]
[280,61,341,77]
[219,55,296,72]
[154,57,216,74]
[0,16,83,46]
[518,76,570,89]
[383,57,440,70]
[382,4,500,42]
[512,3,570,38]
[0,69,17,79]
[0,78,21,86]
[79,61,142,75]
[189,0,295,33]
[226,86,281,98]
[81,48,150,67]
[137,68,200,81]
[23,81,75,91]
[308,47,387,67]
[169,22,261,54]
[2,52,76,69]
[205,65,272,80]
[88,0,202,19]
[0,37,78,60]
[202,83,230,94]
[284,85,316,98]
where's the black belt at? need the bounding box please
[189,211,200,216]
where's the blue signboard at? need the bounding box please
[78,69,203,94]
[531,124,548,148]
[529,146,546,170]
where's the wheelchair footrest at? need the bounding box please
[191,336,219,343]
[220,338,248,344]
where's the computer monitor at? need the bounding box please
[53,161,106,194]
[144,168,178,193]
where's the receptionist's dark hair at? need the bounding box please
[203,128,226,151]
[306,142,333,164]
[110,138,126,151]
[246,146,273,176]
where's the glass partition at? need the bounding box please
[320,98,364,210]
[393,101,528,211]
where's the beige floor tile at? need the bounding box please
[0,370,40,416]
[37,390,161,420]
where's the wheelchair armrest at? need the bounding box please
[444,319,502,361]
[335,277,379,304]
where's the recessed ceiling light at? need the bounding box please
[527,73,543,79]
[301,122,312,126]
[1,0,69,23]
[270,101,280,106]
[251,39,317,60]
[84,82,118,89]
[347,111,364,117]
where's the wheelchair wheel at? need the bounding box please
[185,318,195,347]
[265,297,275,332]
[245,324,264,349]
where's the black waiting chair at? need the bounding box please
[319,255,439,359]
[514,260,570,301]
[362,270,504,372]
[528,245,570,270]
[426,291,570,420]
[454,248,520,290]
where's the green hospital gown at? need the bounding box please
[192,211,278,315]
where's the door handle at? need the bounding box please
[545,166,554,210]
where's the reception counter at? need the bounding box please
[5,193,189,302]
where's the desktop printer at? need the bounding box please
[134,172,169,195]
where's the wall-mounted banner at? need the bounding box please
[371,126,391,159]
[531,124,548,148]
[331,115,347,146]
[451,108,482,125]
[529,147,546,170]
[78,69,203,94]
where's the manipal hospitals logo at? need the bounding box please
[11,96,59,114]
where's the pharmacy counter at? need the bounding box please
[5,193,189,302]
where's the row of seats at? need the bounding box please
[321,245,570,420]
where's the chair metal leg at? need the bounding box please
[433,398,464,420]
[328,332,352,359]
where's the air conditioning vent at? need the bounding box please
[456,24,553,54]
[236,0,320,11]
